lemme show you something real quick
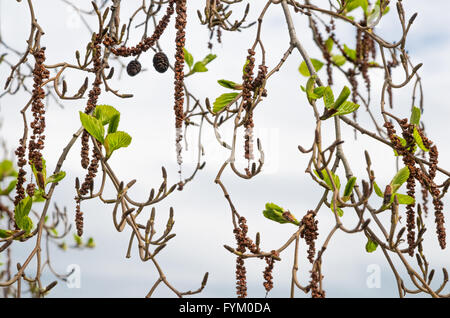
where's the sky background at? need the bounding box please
[0,0,449,298]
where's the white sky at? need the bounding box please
[0,1,449,297]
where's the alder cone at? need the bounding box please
[153,52,169,73]
[126,60,142,76]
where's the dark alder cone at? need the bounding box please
[153,52,169,73]
[126,60,142,77]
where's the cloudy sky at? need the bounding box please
[0,1,449,298]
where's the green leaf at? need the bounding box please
[332,101,360,117]
[313,87,326,97]
[0,160,16,180]
[108,113,120,134]
[323,87,335,108]
[314,169,340,191]
[104,131,132,158]
[410,106,421,126]
[299,59,324,77]
[45,171,66,185]
[343,176,357,199]
[93,105,120,126]
[31,158,47,188]
[193,61,208,73]
[263,203,288,224]
[262,203,299,225]
[330,201,344,217]
[86,237,95,248]
[365,238,378,253]
[373,182,383,197]
[390,166,409,193]
[212,92,239,113]
[343,44,357,61]
[14,196,33,233]
[202,54,217,65]
[0,179,17,196]
[79,112,105,144]
[413,127,429,152]
[183,48,194,68]
[74,234,83,246]
[331,55,347,66]
[325,38,334,52]
[394,193,415,205]
[218,79,238,90]
[305,76,320,102]
[0,229,13,239]
[334,86,351,109]
[32,189,46,202]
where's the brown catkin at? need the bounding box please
[243,49,255,162]
[75,200,84,237]
[106,1,176,57]
[301,210,319,263]
[28,48,49,176]
[174,0,187,169]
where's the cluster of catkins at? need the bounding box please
[14,48,49,210]
[233,216,265,297]
[242,49,268,165]
[384,120,446,252]
[301,210,319,263]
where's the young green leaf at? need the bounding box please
[343,44,357,61]
[313,87,326,97]
[394,193,415,205]
[263,203,288,224]
[108,113,120,134]
[0,160,16,180]
[202,54,217,65]
[32,189,46,202]
[183,48,194,69]
[14,196,33,233]
[365,238,378,253]
[218,79,239,90]
[45,171,66,185]
[323,87,335,108]
[74,234,83,246]
[299,59,324,77]
[343,176,357,200]
[413,127,429,152]
[325,37,334,52]
[0,179,17,195]
[332,101,360,117]
[86,237,96,248]
[373,182,383,198]
[334,86,351,109]
[314,169,340,191]
[331,55,346,66]
[262,203,299,225]
[193,61,208,73]
[410,106,421,126]
[79,112,105,143]
[93,105,120,126]
[390,166,410,193]
[330,201,344,217]
[104,131,132,158]
[212,92,239,113]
